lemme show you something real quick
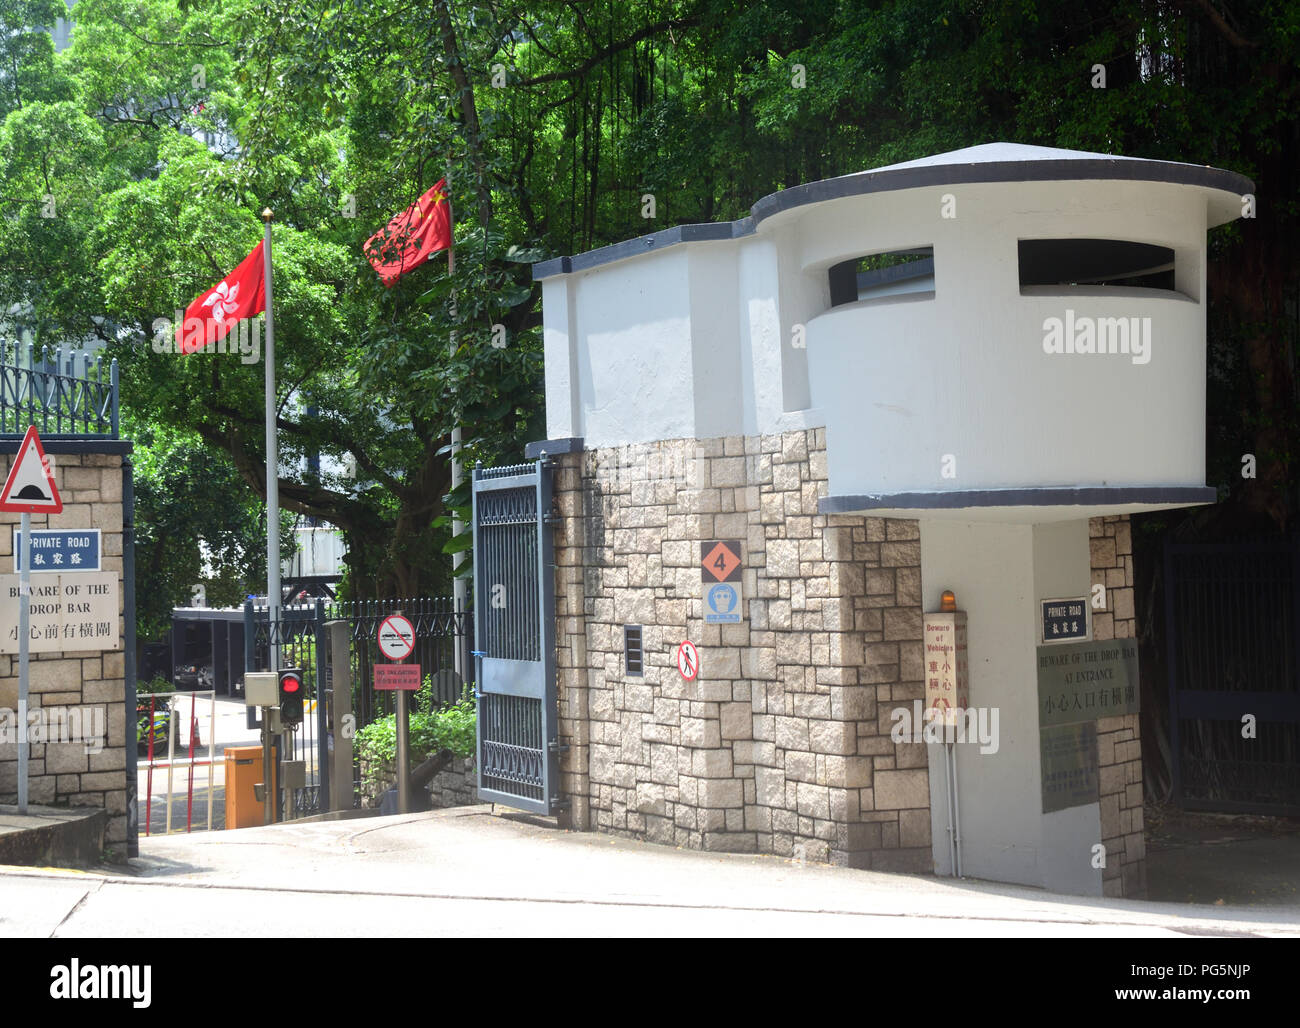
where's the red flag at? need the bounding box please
[178,241,267,353]
[364,179,451,287]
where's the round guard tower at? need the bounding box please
[531,143,1251,897]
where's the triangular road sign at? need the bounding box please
[0,425,63,514]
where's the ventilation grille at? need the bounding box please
[624,625,644,677]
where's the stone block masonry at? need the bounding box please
[1090,514,1145,898]
[551,430,929,871]
[0,446,130,850]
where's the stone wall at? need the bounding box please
[0,446,129,852]
[359,753,477,809]
[1089,514,1145,898]
[552,429,929,870]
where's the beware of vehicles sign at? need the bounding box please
[0,425,62,514]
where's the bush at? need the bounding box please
[354,681,476,796]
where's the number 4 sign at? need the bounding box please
[700,540,742,583]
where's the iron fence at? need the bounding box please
[0,342,119,438]
[243,596,472,816]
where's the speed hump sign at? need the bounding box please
[676,640,699,681]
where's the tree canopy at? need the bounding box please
[0,0,1294,622]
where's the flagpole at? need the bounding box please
[262,208,280,669]
[447,176,467,682]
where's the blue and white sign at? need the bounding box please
[13,529,101,573]
[1041,596,1089,644]
[704,581,742,624]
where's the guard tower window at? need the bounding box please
[1018,239,1176,292]
[828,247,934,307]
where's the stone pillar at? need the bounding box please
[1090,514,1146,897]
[0,441,132,853]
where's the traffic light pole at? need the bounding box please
[262,712,276,825]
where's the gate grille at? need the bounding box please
[480,694,545,802]
[472,459,559,814]
[1165,539,1300,814]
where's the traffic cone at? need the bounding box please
[189,715,202,750]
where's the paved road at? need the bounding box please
[3,806,1300,937]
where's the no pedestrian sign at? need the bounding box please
[677,640,699,681]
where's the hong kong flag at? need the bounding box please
[177,241,266,353]
[364,179,452,287]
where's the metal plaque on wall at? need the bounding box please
[1041,721,1100,813]
[1036,638,1139,727]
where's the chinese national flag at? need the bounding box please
[178,241,267,353]
[364,179,451,287]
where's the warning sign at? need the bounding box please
[676,640,700,681]
[0,572,118,653]
[704,581,742,624]
[700,540,741,582]
[374,663,421,691]
[0,425,62,514]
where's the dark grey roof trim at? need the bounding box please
[818,485,1217,514]
[534,158,1253,282]
[533,220,753,280]
[524,437,584,459]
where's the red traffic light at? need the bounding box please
[282,677,301,693]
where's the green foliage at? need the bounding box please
[0,0,1294,582]
[128,410,290,642]
[137,675,174,695]
[353,683,476,794]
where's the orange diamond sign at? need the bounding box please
[701,540,742,583]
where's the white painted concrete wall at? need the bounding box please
[541,171,1217,493]
[803,181,1209,497]
[922,517,1100,895]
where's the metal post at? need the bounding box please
[17,511,30,813]
[262,209,280,673]
[327,620,353,812]
[395,687,410,814]
[446,173,468,683]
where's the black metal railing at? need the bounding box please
[0,342,119,438]
[243,596,473,815]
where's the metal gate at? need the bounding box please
[471,459,561,814]
[1165,539,1300,814]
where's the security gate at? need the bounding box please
[1165,539,1300,814]
[471,459,561,814]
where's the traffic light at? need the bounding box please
[277,668,305,727]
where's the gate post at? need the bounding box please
[327,619,354,811]
[313,597,329,809]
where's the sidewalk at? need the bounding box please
[4,805,1299,937]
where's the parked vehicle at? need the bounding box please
[173,663,213,690]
